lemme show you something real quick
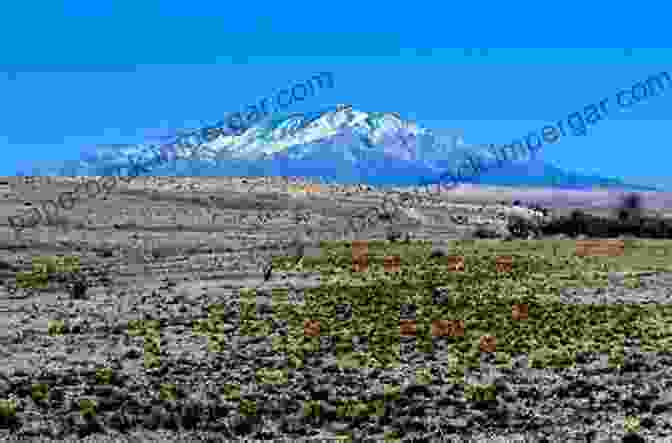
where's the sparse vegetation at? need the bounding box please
[48,319,65,336]
[4,180,672,441]
[14,255,81,290]
[16,269,48,289]
[95,368,113,385]
[79,398,97,419]
[537,194,672,239]
[31,383,49,403]
[32,255,80,274]
[0,399,18,429]
[268,238,672,373]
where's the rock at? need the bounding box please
[385,227,403,242]
[651,391,672,414]
[399,207,427,224]
[451,214,469,225]
[69,278,88,299]
[142,405,164,430]
[104,410,135,433]
[507,214,542,239]
[95,386,126,411]
[122,347,143,359]
[334,303,353,321]
[325,420,351,434]
[432,287,452,305]
[76,416,105,438]
[430,248,447,259]
[19,419,50,437]
[607,272,627,284]
[622,433,645,443]
[473,224,509,239]
[0,378,11,396]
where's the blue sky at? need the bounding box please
[2,2,671,189]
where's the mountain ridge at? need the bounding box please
[32,104,661,192]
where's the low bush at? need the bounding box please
[507,215,540,239]
[614,193,643,223]
[538,204,672,240]
[473,225,506,239]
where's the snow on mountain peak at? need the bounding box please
[71,104,468,182]
[65,103,648,191]
[200,104,437,161]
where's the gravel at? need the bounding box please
[2,273,672,441]
[3,177,671,441]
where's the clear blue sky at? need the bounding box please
[2,2,671,189]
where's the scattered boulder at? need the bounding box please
[622,433,645,443]
[69,275,88,299]
[473,224,510,239]
[432,287,451,305]
[262,262,273,281]
[538,203,672,239]
[399,206,427,225]
[429,247,447,259]
[385,227,403,242]
[473,225,499,239]
[450,214,469,225]
[0,260,16,271]
[527,201,550,217]
[501,205,548,224]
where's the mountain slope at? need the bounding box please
[440,158,661,192]
[40,104,660,192]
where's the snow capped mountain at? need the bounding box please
[70,104,455,178]
[197,104,436,162]
[187,104,482,184]
[57,104,657,191]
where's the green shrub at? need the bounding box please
[0,399,16,417]
[221,384,240,401]
[16,256,80,289]
[95,367,112,384]
[33,255,80,275]
[33,255,80,274]
[79,398,97,418]
[239,399,256,416]
[16,270,47,289]
[464,383,496,402]
[160,384,177,401]
[31,383,49,402]
[48,320,64,336]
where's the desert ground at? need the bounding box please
[1,176,672,441]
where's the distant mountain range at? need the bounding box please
[437,158,661,192]
[30,104,661,192]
